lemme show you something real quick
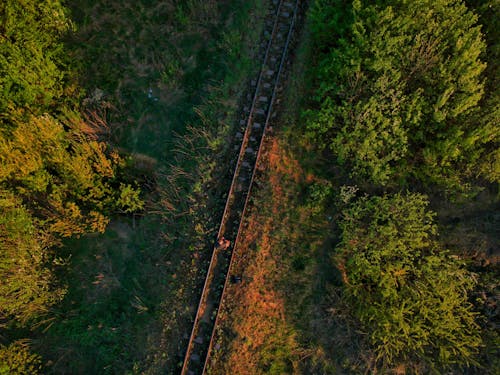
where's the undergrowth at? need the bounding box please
[31,0,268,373]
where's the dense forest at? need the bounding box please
[307,0,498,190]
[305,1,499,368]
[1,0,498,374]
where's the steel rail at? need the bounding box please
[180,0,300,373]
[214,0,285,242]
[179,1,284,372]
[202,1,300,373]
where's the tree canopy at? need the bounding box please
[0,341,42,375]
[0,0,142,325]
[307,0,497,189]
[0,0,72,119]
[336,193,482,369]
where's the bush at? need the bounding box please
[0,0,143,326]
[307,0,491,189]
[335,193,482,370]
[0,341,42,375]
[0,190,65,323]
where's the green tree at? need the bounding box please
[0,111,137,236]
[0,0,142,325]
[0,190,65,323]
[464,0,500,184]
[0,112,143,324]
[0,0,72,119]
[307,0,493,189]
[335,193,482,370]
[0,341,42,375]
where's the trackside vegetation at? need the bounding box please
[307,0,498,190]
[303,0,498,372]
[0,0,142,326]
[213,0,498,374]
[336,193,481,368]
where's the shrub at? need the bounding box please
[0,190,66,323]
[307,0,490,189]
[335,193,482,369]
[0,0,143,326]
[0,341,42,375]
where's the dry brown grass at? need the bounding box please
[206,136,306,374]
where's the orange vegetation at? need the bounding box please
[213,136,303,374]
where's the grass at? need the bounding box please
[67,0,227,161]
[38,218,171,373]
[32,0,269,373]
[207,13,369,374]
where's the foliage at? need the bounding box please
[0,341,42,375]
[0,0,142,326]
[0,111,142,323]
[0,0,72,120]
[465,0,500,184]
[306,0,494,189]
[0,190,65,323]
[335,193,482,369]
[117,183,144,213]
[308,0,354,52]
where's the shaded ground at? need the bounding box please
[34,1,267,373]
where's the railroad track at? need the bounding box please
[181,1,300,373]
